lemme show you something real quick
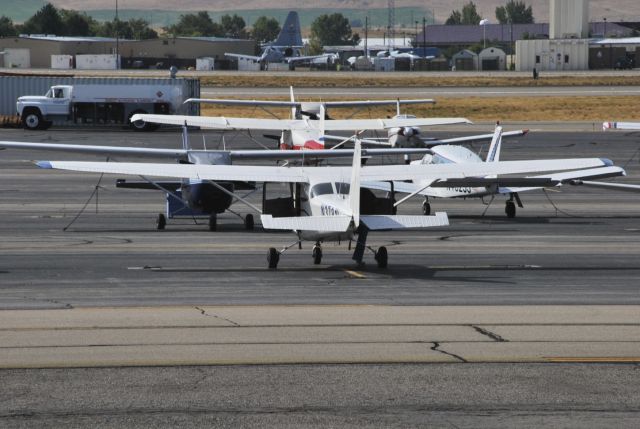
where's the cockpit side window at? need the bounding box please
[334,182,350,195]
[309,183,334,198]
[432,154,453,164]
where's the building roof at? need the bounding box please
[416,22,634,45]
[19,35,118,42]
[593,37,640,45]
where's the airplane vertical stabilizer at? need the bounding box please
[274,11,303,47]
[289,86,297,119]
[349,138,362,227]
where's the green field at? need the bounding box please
[0,4,433,29]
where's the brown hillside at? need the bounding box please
[48,1,640,23]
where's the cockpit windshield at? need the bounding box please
[309,183,334,198]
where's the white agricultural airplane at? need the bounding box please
[365,126,628,217]
[34,140,615,268]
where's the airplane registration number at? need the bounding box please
[447,187,473,194]
[321,205,341,216]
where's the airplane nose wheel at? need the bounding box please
[267,247,280,269]
[244,214,254,230]
[312,243,322,265]
[374,246,388,269]
[156,213,166,230]
[505,201,516,218]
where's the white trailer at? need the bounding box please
[16,80,189,130]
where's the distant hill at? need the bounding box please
[3,1,640,26]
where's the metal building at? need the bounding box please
[550,0,589,39]
[516,39,589,71]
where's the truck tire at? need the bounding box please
[128,110,157,132]
[22,109,44,130]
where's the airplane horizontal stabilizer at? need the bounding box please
[261,215,352,232]
[360,212,448,230]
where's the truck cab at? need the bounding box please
[17,85,73,130]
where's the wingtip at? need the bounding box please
[36,161,53,169]
[600,158,614,167]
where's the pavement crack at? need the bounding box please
[472,325,507,342]
[431,342,467,363]
[194,307,240,326]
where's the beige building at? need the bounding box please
[0,36,256,69]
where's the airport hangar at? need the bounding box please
[0,35,256,70]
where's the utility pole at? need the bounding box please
[422,17,426,49]
[115,0,119,69]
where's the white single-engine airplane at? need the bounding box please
[365,126,628,217]
[34,139,615,268]
[0,126,437,231]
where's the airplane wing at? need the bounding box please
[364,165,625,196]
[287,54,332,64]
[261,215,352,232]
[183,98,435,108]
[36,158,613,185]
[568,180,640,193]
[0,140,433,161]
[603,122,640,131]
[132,114,472,131]
[360,213,448,230]
[0,141,187,158]
[424,129,528,146]
[225,53,262,62]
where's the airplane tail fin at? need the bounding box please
[348,138,362,227]
[319,104,326,148]
[274,11,303,47]
[181,121,191,151]
[486,125,503,162]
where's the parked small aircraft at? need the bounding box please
[34,139,615,268]
[603,122,640,131]
[364,126,628,217]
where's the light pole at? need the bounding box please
[414,20,418,47]
[115,0,119,69]
[479,19,490,49]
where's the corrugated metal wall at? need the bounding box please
[0,76,200,118]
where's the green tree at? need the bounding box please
[163,11,222,37]
[59,9,96,36]
[251,16,280,43]
[21,3,63,35]
[310,13,359,47]
[446,2,482,25]
[496,1,534,24]
[128,18,158,39]
[220,14,246,38]
[445,10,462,25]
[0,16,17,37]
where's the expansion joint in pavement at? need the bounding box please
[431,342,467,363]
[471,325,508,342]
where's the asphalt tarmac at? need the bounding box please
[1,126,639,427]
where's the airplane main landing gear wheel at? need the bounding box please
[267,247,280,269]
[208,213,217,231]
[422,200,431,215]
[375,246,388,269]
[312,244,322,265]
[244,214,254,230]
[505,201,516,218]
[156,213,166,230]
